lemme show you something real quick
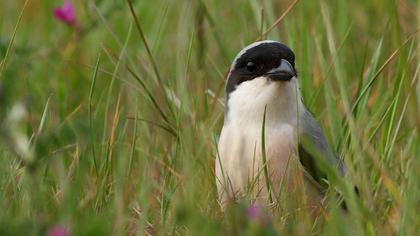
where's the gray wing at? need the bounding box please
[298,108,346,188]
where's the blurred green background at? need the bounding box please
[0,0,419,235]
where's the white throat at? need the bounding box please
[225,77,304,127]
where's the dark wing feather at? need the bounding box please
[298,109,346,188]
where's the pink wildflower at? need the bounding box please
[53,2,77,26]
[246,203,262,219]
[246,202,270,225]
[47,224,70,236]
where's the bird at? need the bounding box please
[215,40,347,211]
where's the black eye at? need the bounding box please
[246,61,257,73]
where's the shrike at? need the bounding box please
[216,40,346,209]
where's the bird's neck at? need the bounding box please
[225,77,304,128]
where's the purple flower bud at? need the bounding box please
[53,2,77,26]
[246,203,262,220]
[246,202,270,225]
[47,224,70,236]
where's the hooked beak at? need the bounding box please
[265,59,296,81]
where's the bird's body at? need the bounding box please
[216,40,345,209]
[217,77,301,203]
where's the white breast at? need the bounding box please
[216,77,305,207]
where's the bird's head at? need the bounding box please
[226,40,297,96]
[223,40,301,122]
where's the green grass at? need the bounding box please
[0,0,419,235]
